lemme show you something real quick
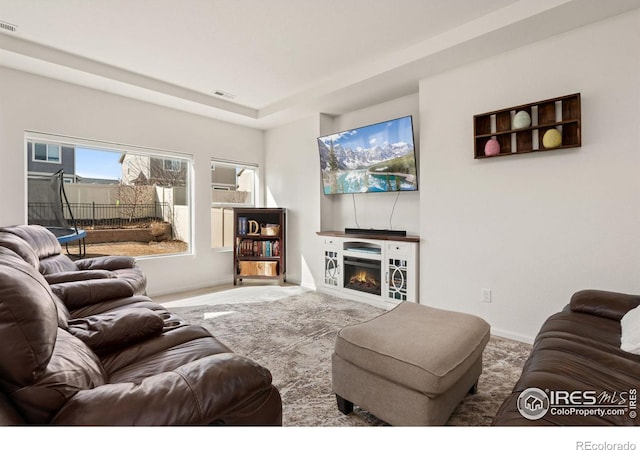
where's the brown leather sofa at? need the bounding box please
[1,224,147,296]
[493,289,640,425]
[0,225,157,318]
[0,226,282,425]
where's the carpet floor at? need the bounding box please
[167,289,532,426]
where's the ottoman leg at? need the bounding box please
[336,394,354,415]
[468,381,478,395]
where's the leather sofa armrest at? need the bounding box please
[68,309,164,354]
[50,354,278,425]
[45,270,116,284]
[75,256,137,271]
[570,289,640,321]
[50,278,135,310]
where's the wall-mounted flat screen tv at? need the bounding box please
[317,115,418,195]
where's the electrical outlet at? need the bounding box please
[481,288,492,303]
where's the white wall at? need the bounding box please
[418,10,640,342]
[264,115,323,289]
[0,66,264,296]
[323,94,421,235]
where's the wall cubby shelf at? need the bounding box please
[474,93,581,159]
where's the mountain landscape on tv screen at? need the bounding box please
[318,117,418,194]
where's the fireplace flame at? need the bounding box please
[350,271,378,286]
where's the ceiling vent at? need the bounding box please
[213,90,236,100]
[0,21,17,33]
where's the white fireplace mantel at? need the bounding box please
[316,231,419,309]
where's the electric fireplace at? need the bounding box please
[320,233,419,305]
[343,255,382,296]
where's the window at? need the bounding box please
[33,143,61,163]
[26,132,193,258]
[211,159,257,249]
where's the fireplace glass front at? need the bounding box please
[343,256,382,296]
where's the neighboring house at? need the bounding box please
[26,141,76,183]
[211,164,237,190]
[27,142,119,185]
[120,153,186,187]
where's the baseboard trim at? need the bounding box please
[299,281,317,291]
[489,327,534,345]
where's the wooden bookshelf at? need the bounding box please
[233,207,286,285]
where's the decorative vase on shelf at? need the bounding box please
[484,139,500,156]
[542,129,562,148]
[512,110,531,129]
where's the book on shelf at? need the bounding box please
[237,239,281,257]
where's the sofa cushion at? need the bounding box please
[621,305,640,355]
[112,267,147,295]
[0,251,105,423]
[50,278,135,310]
[45,270,116,284]
[0,231,40,269]
[9,329,107,424]
[103,326,230,381]
[1,224,64,262]
[0,254,59,386]
[1,225,79,274]
[76,255,137,271]
[67,295,164,318]
[570,289,640,321]
[38,254,80,275]
[68,308,164,354]
[50,353,278,426]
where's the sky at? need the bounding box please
[75,148,122,180]
[321,116,414,150]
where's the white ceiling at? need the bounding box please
[1,0,639,129]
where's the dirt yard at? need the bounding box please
[81,240,188,258]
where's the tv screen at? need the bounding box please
[317,115,418,195]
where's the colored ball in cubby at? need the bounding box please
[484,139,500,156]
[512,110,531,129]
[542,129,562,149]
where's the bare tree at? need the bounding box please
[118,154,154,223]
[116,183,155,223]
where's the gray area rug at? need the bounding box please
[168,290,532,426]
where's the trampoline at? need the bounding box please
[28,169,86,257]
[47,227,87,256]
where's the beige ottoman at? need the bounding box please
[332,302,490,426]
